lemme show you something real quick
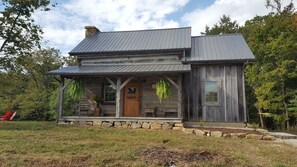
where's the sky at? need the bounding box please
[32,0,297,56]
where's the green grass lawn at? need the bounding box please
[0,121,296,167]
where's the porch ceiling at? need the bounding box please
[47,64,191,76]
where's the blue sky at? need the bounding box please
[32,0,296,56]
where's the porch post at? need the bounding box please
[116,77,121,118]
[58,76,64,121]
[178,75,183,119]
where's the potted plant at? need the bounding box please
[92,96,103,116]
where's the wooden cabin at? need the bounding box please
[48,26,255,126]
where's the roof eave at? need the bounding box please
[182,58,256,64]
[69,48,191,56]
[47,70,191,76]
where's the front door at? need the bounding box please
[124,83,140,117]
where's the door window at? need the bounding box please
[127,87,136,94]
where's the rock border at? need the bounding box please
[61,120,275,140]
[181,127,275,140]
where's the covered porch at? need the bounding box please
[48,64,190,123]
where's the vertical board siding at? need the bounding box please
[188,64,245,122]
[191,67,201,120]
[200,66,206,120]
[237,66,244,122]
[225,66,233,121]
[203,66,225,121]
[231,66,239,121]
[183,73,192,120]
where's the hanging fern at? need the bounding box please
[69,79,85,100]
[156,79,172,104]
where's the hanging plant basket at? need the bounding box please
[156,79,172,104]
[69,78,85,100]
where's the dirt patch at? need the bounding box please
[141,146,233,166]
[196,127,262,135]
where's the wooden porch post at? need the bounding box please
[116,77,121,118]
[58,76,64,121]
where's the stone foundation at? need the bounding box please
[62,120,181,130]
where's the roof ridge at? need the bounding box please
[191,33,242,38]
[99,27,191,33]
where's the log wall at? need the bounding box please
[83,76,179,117]
[81,54,181,66]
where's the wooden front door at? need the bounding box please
[124,83,140,117]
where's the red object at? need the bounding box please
[0,110,12,121]
[10,112,17,121]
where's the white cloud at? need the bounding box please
[183,0,297,35]
[34,0,297,55]
[34,0,189,55]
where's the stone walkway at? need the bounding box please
[275,138,297,147]
[267,132,297,139]
[267,132,297,148]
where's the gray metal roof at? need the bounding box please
[69,27,191,55]
[186,34,255,62]
[47,64,191,76]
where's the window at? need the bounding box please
[127,87,136,94]
[204,81,219,103]
[104,83,116,102]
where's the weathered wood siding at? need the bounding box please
[141,76,178,117]
[185,65,245,122]
[81,54,181,66]
[83,76,179,117]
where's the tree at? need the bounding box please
[243,1,297,129]
[204,15,240,35]
[0,0,51,69]
[0,48,65,120]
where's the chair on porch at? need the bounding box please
[78,98,96,116]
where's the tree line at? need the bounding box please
[204,1,297,130]
[0,0,296,130]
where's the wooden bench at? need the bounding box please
[163,108,178,117]
[144,107,156,117]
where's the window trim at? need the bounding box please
[103,82,116,104]
[202,79,222,106]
